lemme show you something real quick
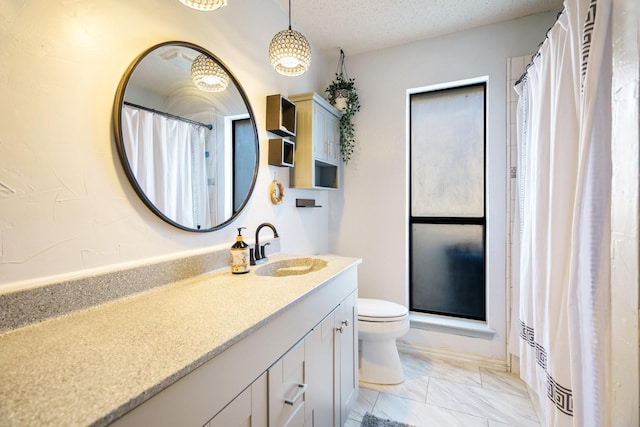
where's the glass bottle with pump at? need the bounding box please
[230,227,250,274]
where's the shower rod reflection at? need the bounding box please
[124,102,213,130]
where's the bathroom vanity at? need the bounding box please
[0,254,360,427]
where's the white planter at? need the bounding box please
[333,95,347,112]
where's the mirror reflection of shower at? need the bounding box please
[113,42,258,232]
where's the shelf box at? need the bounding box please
[266,94,296,137]
[314,161,338,189]
[268,138,295,167]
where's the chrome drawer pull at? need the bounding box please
[284,383,307,405]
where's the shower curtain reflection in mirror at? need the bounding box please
[122,105,214,230]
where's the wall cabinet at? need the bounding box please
[288,93,341,190]
[311,99,340,165]
[110,267,358,427]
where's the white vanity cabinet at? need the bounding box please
[289,93,341,190]
[206,372,267,427]
[272,290,357,427]
[110,264,358,427]
[335,291,358,425]
[269,340,307,426]
[304,309,337,426]
[301,290,357,427]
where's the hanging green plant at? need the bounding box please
[325,49,360,164]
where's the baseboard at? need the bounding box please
[396,340,508,372]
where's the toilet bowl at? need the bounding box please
[358,298,410,385]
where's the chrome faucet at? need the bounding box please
[251,223,279,265]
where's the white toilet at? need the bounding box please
[357,298,410,385]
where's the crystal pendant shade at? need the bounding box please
[177,0,227,11]
[191,54,230,92]
[269,28,312,76]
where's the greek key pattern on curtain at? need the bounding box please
[580,0,598,87]
[513,0,612,425]
[519,321,574,416]
[546,374,574,416]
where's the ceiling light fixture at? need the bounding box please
[177,0,227,12]
[191,54,230,92]
[268,0,311,76]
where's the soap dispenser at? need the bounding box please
[230,227,250,274]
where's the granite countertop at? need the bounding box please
[0,254,360,427]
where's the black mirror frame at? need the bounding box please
[113,41,259,232]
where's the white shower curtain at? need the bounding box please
[122,105,212,230]
[513,0,612,426]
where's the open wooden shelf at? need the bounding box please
[268,138,295,167]
[266,94,296,137]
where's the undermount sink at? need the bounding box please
[254,257,328,277]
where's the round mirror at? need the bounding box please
[113,41,259,232]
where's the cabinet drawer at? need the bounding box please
[269,340,306,427]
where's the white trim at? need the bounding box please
[405,77,498,337]
[407,75,489,96]
[397,340,506,372]
[404,74,506,361]
[223,113,249,219]
[610,0,640,423]
[409,313,496,339]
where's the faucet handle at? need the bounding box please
[260,242,271,259]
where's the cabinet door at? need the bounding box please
[335,291,358,425]
[324,109,340,166]
[269,340,307,427]
[312,104,340,166]
[207,372,267,427]
[305,311,337,426]
[311,104,325,161]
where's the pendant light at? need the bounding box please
[177,0,227,11]
[191,54,230,92]
[268,0,311,76]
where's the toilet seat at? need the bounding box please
[358,298,408,322]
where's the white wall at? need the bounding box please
[0,0,334,291]
[330,11,560,360]
[610,0,640,423]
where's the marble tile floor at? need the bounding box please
[345,351,541,427]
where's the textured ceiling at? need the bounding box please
[272,0,564,57]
